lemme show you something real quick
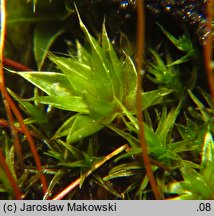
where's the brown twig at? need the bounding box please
[135,0,161,199]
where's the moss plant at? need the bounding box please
[0,0,213,200]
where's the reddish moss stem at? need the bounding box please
[0,0,6,84]
[136,0,161,199]
[3,57,33,71]
[0,0,21,199]
[0,119,36,136]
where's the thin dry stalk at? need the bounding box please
[135,0,161,199]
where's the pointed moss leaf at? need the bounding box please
[59,160,90,168]
[149,49,168,73]
[176,124,190,140]
[201,131,214,183]
[122,55,137,96]
[156,102,181,145]
[104,162,142,180]
[125,88,172,113]
[49,55,97,96]
[148,50,182,91]
[168,167,212,199]
[53,115,78,139]
[114,147,142,162]
[33,0,37,13]
[4,145,16,180]
[181,166,211,199]
[76,9,106,63]
[202,132,214,167]
[67,115,104,144]
[93,175,122,198]
[45,151,63,161]
[57,140,83,160]
[8,89,47,123]
[168,139,200,154]
[32,96,89,113]
[108,125,139,148]
[167,52,194,66]
[199,87,214,110]
[43,170,64,200]
[167,182,192,199]
[16,71,74,96]
[102,24,123,99]
[142,88,173,110]
[182,160,200,169]
[76,9,114,98]
[143,124,166,159]
[177,114,201,140]
[34,22,65,70]
[188,90,210,122]
[122,55,137,110]
[157,23,193,53]
[111,121,167,161]
[50,55,91,80]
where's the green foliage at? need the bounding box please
[2,0,213,200]
[167,131,214,199]
[12,14,171,144]
[157,23,195,66]
[147,49,182,93]
[109,102,183,167]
